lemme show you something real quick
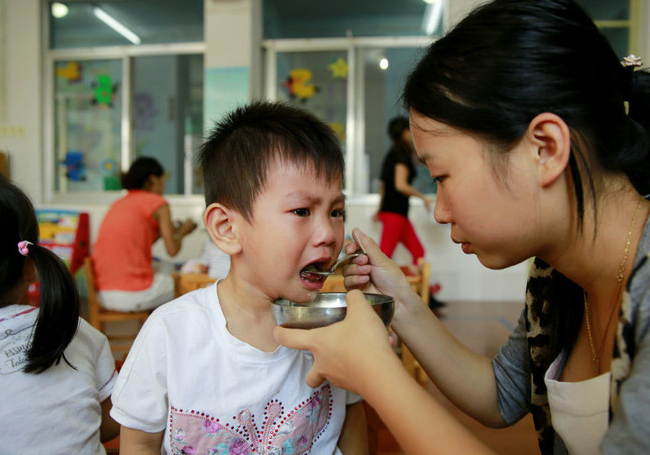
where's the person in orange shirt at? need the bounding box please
[91,157,196,312]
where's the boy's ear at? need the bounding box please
[203,203,241,255]
[527,112,571,188]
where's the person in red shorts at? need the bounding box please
[376,117,444,308]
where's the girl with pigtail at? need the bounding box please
[275,0,650,454]
[0,176,119,454]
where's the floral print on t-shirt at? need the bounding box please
[169,384,333,454]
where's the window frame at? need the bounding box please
[263,36,433,197]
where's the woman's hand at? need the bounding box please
[342,229,413,303]
[273,290,400,393]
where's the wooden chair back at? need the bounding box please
[172,272,217,298]
[416,257,431,306]
[83,256,150,344]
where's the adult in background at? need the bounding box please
[376,117,443,308]
[92,157,196,312]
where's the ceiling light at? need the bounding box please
[379,58,389,70]
[422,0,443,36]
[93,7,141,45]
[422,0,435,3]
[51,2,69,19]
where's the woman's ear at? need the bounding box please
[203,203,241,255]
[527,113,571,188]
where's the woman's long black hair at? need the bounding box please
[0,178,79,373]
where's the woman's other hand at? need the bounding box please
[273,289,400,392]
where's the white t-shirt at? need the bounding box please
[111,283,361,455]
[0,304,117,455]
[544,352,610,455]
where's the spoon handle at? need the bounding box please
[331,251,362,270]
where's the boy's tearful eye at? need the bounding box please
[292,208,310,217]
[331,209,345,219]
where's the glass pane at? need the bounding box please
[362,46,435,195]
[49,0,204,49]
[275,50,348,158]
[600,28,630,61]
[133,54,204,195]
[576,0,629,21]
[264,0,432,39]
[54,59,122,193]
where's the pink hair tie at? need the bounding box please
[17,241,33,256]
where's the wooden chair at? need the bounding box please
[400,258,431,383]
[414,257,431,305]
[172,272,217,297]
[83,257,150,352]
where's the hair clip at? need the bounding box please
[17,240,33,256]
[621,54,642,68]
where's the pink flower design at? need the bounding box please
[230,438,248,455]
[203,419,223,434]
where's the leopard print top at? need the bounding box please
[525,257,638,454]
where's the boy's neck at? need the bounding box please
[216,277,280,352]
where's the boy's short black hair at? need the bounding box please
[198,101,345,221]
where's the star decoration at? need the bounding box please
[328,58,348,79]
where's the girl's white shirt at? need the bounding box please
[0,304,116,455]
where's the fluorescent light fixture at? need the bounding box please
[93,6,141,45]
[379,58,389,70]
[421,0,443,36]
[422,0,435,3]
[51,2,69,19]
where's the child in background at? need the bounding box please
[92,156,197,312]
[0,176,119,454]
[111,101,368,454]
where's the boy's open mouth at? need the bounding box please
[300,261,328,283]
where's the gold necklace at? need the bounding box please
[584,195,643,375]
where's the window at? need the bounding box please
[46,0,204,197]
[576,0,636,59]
[54,58,123,192]
[265,38,435,195]
[264,0,640,197]
[263,0,444,195]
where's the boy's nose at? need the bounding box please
[313,218,337,246]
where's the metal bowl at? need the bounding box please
[272,292,394,329]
